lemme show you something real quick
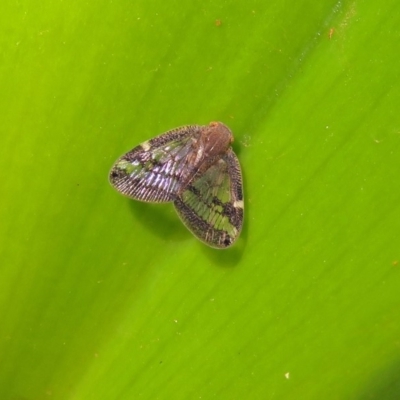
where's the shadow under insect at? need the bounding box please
[127,200,189,243]
[201,240,244,267]
[127,199,246,264]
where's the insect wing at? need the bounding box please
[109,126,202,202]
[174,149,244,248]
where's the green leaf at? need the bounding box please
[1,0,400,399]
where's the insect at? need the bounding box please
[109,122,244,248]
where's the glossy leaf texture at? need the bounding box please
[0,0,399,399]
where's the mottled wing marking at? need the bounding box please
[174,149,243,248]
[109,126,202,202]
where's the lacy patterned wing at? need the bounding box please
[109,126,202,202]
[174,149,244,248]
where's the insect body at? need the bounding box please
[109,122,244,248]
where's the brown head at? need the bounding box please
[202,121,234,158]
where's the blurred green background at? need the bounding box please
[1,0,400,398]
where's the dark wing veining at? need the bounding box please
[173,149,243,248]
[109,126,202,202]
